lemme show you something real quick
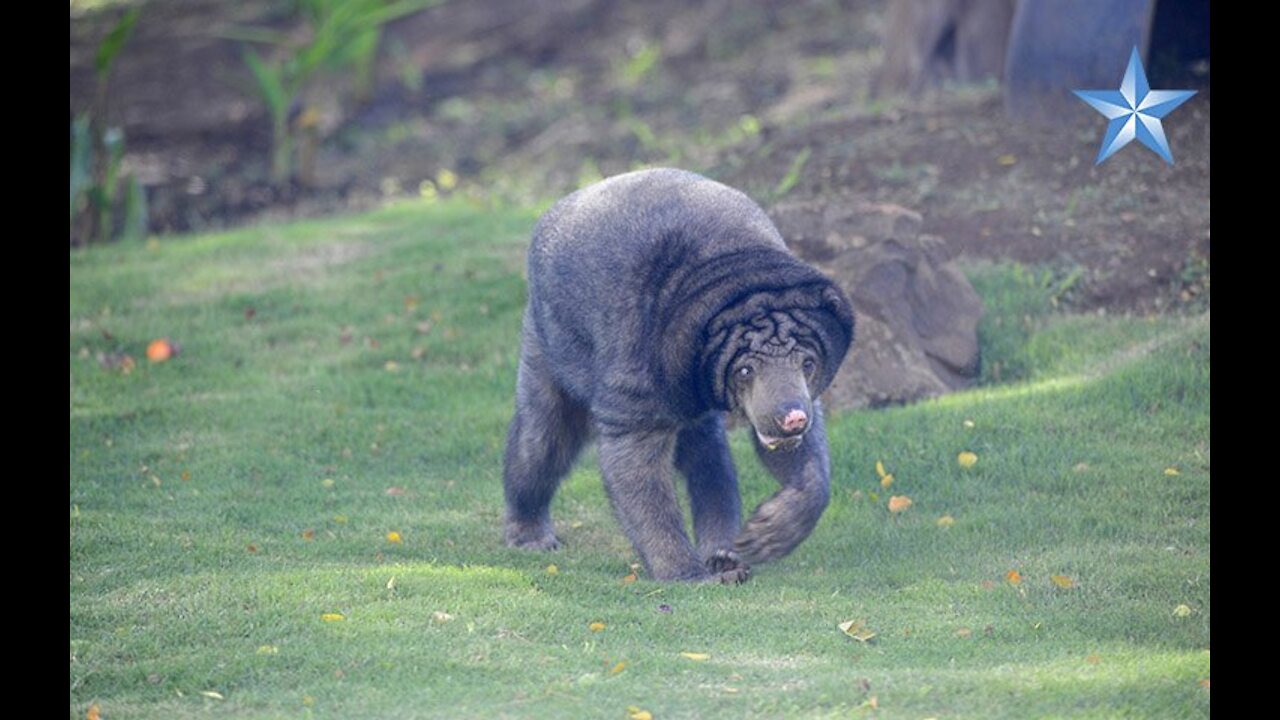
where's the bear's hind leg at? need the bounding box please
[503,340,589,550]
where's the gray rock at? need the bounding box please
[770,199,983,409]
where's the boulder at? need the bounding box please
[770,199,983,409]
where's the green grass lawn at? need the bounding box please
[70,199,1210,719]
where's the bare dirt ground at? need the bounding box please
[70,0,1209,312]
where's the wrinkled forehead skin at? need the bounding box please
[703,295,853,410]
[654,245,854,415]
[740,311,813,356]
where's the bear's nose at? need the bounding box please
[778,407,809,435]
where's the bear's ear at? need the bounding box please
[808,283,854,391]
[822,285,853,329]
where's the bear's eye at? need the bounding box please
[802,358,816,375]
[738,365,754,379]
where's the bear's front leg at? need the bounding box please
[598,427,748,583]
[735,401,833,565]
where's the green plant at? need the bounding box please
[771,146,811,200]
[70,6,147,245]
[232,0,441,186]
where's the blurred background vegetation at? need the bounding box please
[70,0,1208,313]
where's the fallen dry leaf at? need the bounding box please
[1199,678,1210,690]
[384,486,407,496]
[1173,604,1194,618]
[888,495,913,513]
[321,478,335,488]
[386,531,403,544]
[257,645,280,655]
[680,652,711,661]
[146,338,176,362]
[432,611,454,623]
[86,703,100,720]
[955,627,972,638]
[622,572,638,584]
[301,529,315,541]
[545,564,559,575]
[627,707,653,720]
[838,620,877,643]
[589,622,606,632]
[957,451,979,468]
[1164,466,1181,476]
[936,514,955,528]
[200,691,224,700]
[880,474,894,489]
[1005,570,1023,585]
[321,613,345,622]
[963,419,976,428]
[1086,654,1102,665]
[1050,574,1075,589]
[610,661,626,675]
[876,460,888,478]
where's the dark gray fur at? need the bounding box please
[503,168,854,582]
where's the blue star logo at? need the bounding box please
[1073,47,1197,165]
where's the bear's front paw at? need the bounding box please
[504,520,562,551]
[705,549,751,584]
[734,487,822,564]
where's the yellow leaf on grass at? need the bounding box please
[680,652,711,661]
[146,338,175,362]
[1050,574,1075,589]
[838,620,877,642]
[321,478,335,488]
[257,644,280,655]
[875,460,888,478]
[955,627,972,638]
[86,704,101,720]
[888,495,913,513]
[936,514,955,528]
[1005,570,1023,585]
[386,531,403,544]
[432,611,454,623]
[622,572,638,584]
[301,529,315,541]
[880,474,894,489]
[1164,466,1181,476]
[627,708,653,720]
[545,564,559,575]
[963,419,975,428]
[610,661,626,675]
[1173,604,1194,618]
[957,451,978,468]
[321,613,345,622]
[589,622,606,632]
[200,691,225,700]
